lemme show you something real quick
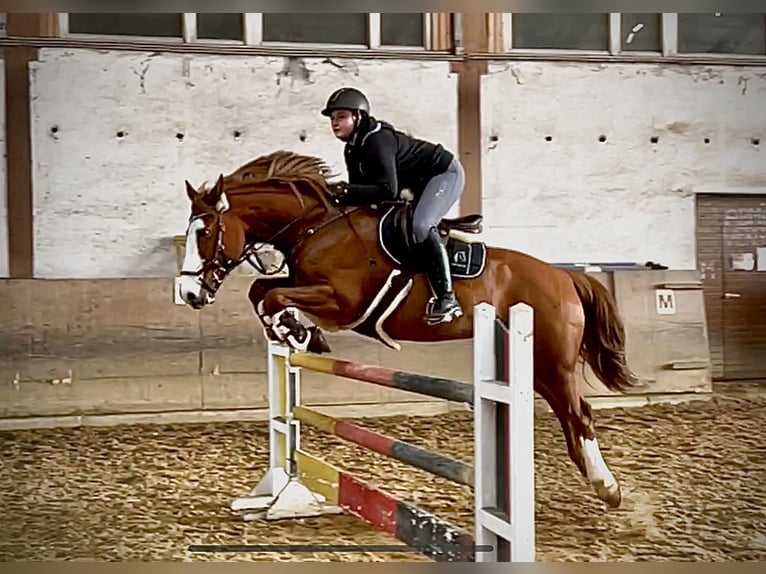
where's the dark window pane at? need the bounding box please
[263,13,367,45]
[69,13,182,37]
[512,14,608,50]
[679,13,766,55]
[381,13,423,46]
[198,13,242,41]
[621,13,661,51]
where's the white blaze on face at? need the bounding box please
[178,217,206,305]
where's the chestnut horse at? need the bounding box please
[177,150,638,509]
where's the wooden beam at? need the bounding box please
[6,13,59,37]
[5,46,36,277]
[460,12,488,53]
[3,15,58,277]
[487,13,505,53]
[430,13,453,51]
[451,14,489,217]
[453,60,487,217]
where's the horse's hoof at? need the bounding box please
[307,326,331,354]
[593,480,622,509]
[270,308,311,351]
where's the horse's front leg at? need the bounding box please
[247,277,292,341]
[260,283,339,354]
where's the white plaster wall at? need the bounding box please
[482,62,766,269]
[0,58,7,278]
[29,49,457,278]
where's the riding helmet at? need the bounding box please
[321,87,370,116]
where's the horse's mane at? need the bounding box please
[222,150,338,209]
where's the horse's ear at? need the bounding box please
[210,174,230,213]
[185,180,197,202]
[203,174,224,201]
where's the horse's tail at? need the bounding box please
[568,271,639,392]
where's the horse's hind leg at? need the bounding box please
[535,377,586,476]
[539,369,622,508]
[576,396,622,508]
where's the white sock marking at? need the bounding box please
[582,437,617,488]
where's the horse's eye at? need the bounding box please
[198,228,210,238]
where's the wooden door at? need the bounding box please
[696,194,766,380]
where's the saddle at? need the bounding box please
[378,202,487,280]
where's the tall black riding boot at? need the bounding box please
[420,227,463,325]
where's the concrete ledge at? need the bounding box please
[0,392,714,431]
[0,400,454,431]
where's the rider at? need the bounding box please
[321,86,465,325]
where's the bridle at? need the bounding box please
[181,191,364,298]
[179,211,249,298]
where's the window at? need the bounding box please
[511,14,609,51]
[382,13,424,46]
[678,13,766,55]
[263,13,368,45]
[68,13,182,38]
[0,13,6,37]
[620,13,661,52]
[60,13,429,49]
[197,13,243,41]
[503,13,766,59]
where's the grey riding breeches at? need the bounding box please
[411,158,465,243]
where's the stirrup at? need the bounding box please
[425,296,463,325]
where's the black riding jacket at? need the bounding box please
[341,116,454,205]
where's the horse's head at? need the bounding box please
[176,150,338,309]
[177,175,248,309]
